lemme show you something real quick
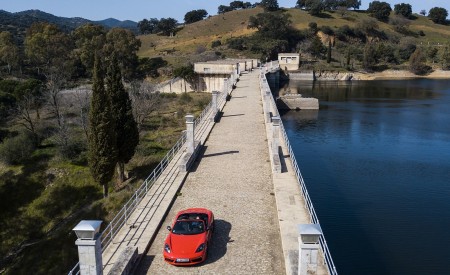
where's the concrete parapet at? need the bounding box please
[178,141,201,172]
[107,246,138,275]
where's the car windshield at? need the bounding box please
[172,220,205,235]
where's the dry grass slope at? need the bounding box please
[138,7,450,65]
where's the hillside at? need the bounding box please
[138,7,450,69]
[0,9,138,42]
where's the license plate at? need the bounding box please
[176,258,189,263]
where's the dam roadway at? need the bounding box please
[137,70,285,274]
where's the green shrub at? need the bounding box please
[179,92,192,103]
[0,131,36,165]
[211,40,222,48]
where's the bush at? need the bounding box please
[0,131,36,165]
[211,40,222,48]
[179,92,192,103]
[227,38,245,50]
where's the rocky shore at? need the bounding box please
[314,69,450,81]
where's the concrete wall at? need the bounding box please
[194,63,235,75]
[278,53,300,71]
[277,95,319,110]
[156,78,193,94]
[197,74,229,93]
[288,72,315,81]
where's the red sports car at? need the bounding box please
[163,208,214,265]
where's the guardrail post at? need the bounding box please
[298,224,323,275]
[73,220,103,275]
[211,91,219,122]
[265,89,272,122]
[264,91,271,123]
[185,114,195,153]
[272,116,280,153]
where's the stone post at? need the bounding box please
[298,224,323,275]
[185,114,195,153]
[272,116,280,153]
[211,91,219,122]
[224,78,228,93]
[73,220,103,275]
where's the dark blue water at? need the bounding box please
[281,80,450,275]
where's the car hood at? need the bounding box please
[168,233,206,254]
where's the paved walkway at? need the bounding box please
[137,70,285,274]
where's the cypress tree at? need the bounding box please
[327,40,332,63]
[88,55,117,197]
[106,54,139,183]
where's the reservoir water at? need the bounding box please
[280,80,450,275]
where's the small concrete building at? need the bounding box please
[194,62,237,93]
[278,53,300,71]
[194,58,257,93]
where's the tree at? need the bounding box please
[129,81,161,132]
[367,1,392,22]
[428,7,448,24]
[409,48,431,75]
[260,0,279,11]
[307,0,325,16]
[327,40,332,63]
[173,65,197,93]
[157,18,178,36]
[420,10,426,16]
[137,18,159,35]
[184,9,208,24]
[104,28,141,81]
[394,3,412,18]
[218,5,233,14]
[347,0,361,10]
[105,54,139,183]
[25,22,73,74]
[0,31,20,74]
[248,12,292,40]
[230,1,244,10]
[438,45,450,69]
[363,43,377,71]
[88,56,117,197]
[308,36,326,58]
[73,24,107,76]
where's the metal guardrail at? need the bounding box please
[100,132,187,250]
[68,72,237,275]
[260,66,338,275]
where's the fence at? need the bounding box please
[260,66,338,275]
[68,72,237,275]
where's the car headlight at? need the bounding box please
[195,243,205,253]
[164,243,171,253]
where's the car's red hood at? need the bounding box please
[168,233,206,254]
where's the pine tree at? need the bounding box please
[106,54,139,183]
[88,55,117,197]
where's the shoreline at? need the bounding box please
[352,69,450,80]
[306,69,450,81]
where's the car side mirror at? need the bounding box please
[167,226,171,231]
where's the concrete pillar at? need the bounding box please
[185,115,195,153]
[298,224,323,275]
[263,91,270,123]
[73,220,103,275]
[212,91,219,113]
[272,116,280,153]
[224,79,228,93]
[211,91,219,122]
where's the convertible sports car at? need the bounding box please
[163,208,214,265]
